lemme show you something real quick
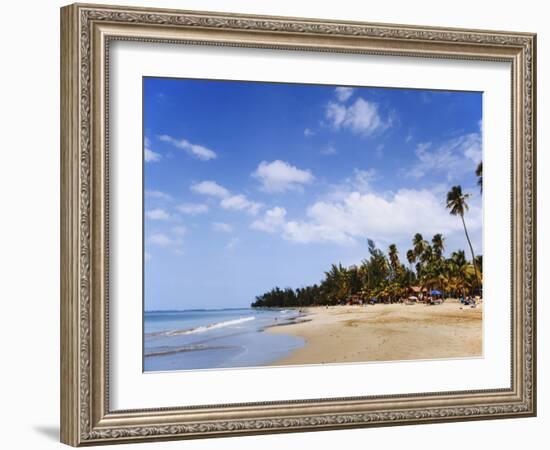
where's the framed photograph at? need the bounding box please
[60,3,536,446]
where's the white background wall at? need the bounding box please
[0,1,546,449]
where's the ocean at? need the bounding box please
[144,308,306,371]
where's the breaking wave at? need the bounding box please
[144,344,237,358]
[146,316,256,337]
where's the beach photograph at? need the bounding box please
[143,78,483,372]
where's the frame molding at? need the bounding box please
[60,3,536,446]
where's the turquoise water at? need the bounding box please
[144,308,305,371]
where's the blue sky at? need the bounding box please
[143,78,482,310]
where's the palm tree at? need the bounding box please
[413,233,428,260]
[388,244,402,278]
[347,265,362,295]
[432,234,445,259]
[444,251,466,296]
[476,162,483,193]
[475,254,483,274]
[327,264,350,303]
[451,250,467,267]
[420,244,433,265]
[446,185,480,292]
[406,249,416,270]
[422,262,444,292]
[449,251,477,296]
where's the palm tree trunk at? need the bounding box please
[460,213,480,294]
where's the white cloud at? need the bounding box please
[463,134,482,163]
[325,102,346,129]
[146,226,185,255]
[258,187,480,248]
[144,147,161,162]
[212,222,233,233]
[147,232,185,254]
[176,203,209,215]
[148,233,176,247]
[351,169,377,193]
[252,160,314,193]
[250,207,287,233]
[326,98,390,136]
[334,87,354,102]
[191,180,262,215]
[144,137,161,162]
[298,189,479,245]
[191,181,230,198]
[408,132,481,180]
[145,208,170,220]
[326,169,377,202]
[145,190,171,201]
[144,252,152,262]
[220,194,262,215]
[159,135,217,161]
[304,128,315,137]
[283,221,355,245]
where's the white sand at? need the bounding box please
[266,302,482,365]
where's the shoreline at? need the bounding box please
[264,302,482,366]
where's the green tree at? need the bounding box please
[476,162,483,193]
[322,263,351,304]
[388,244,402,279]
[412,233,429,278]
[420,244,433,265]
[475,254,483,274]
[413,233,428,259]
[448,250,476,296]
[406,249,416,270]
[432,233,445,259]
[446,185,480,292]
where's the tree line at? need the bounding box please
[251,169,483,308]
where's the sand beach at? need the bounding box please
[266,301,482,366]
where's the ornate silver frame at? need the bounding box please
[60,3,536,446]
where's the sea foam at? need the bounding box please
[148,316,256,337]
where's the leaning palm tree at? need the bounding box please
[476,162,483,193]
[446,185,480,292]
